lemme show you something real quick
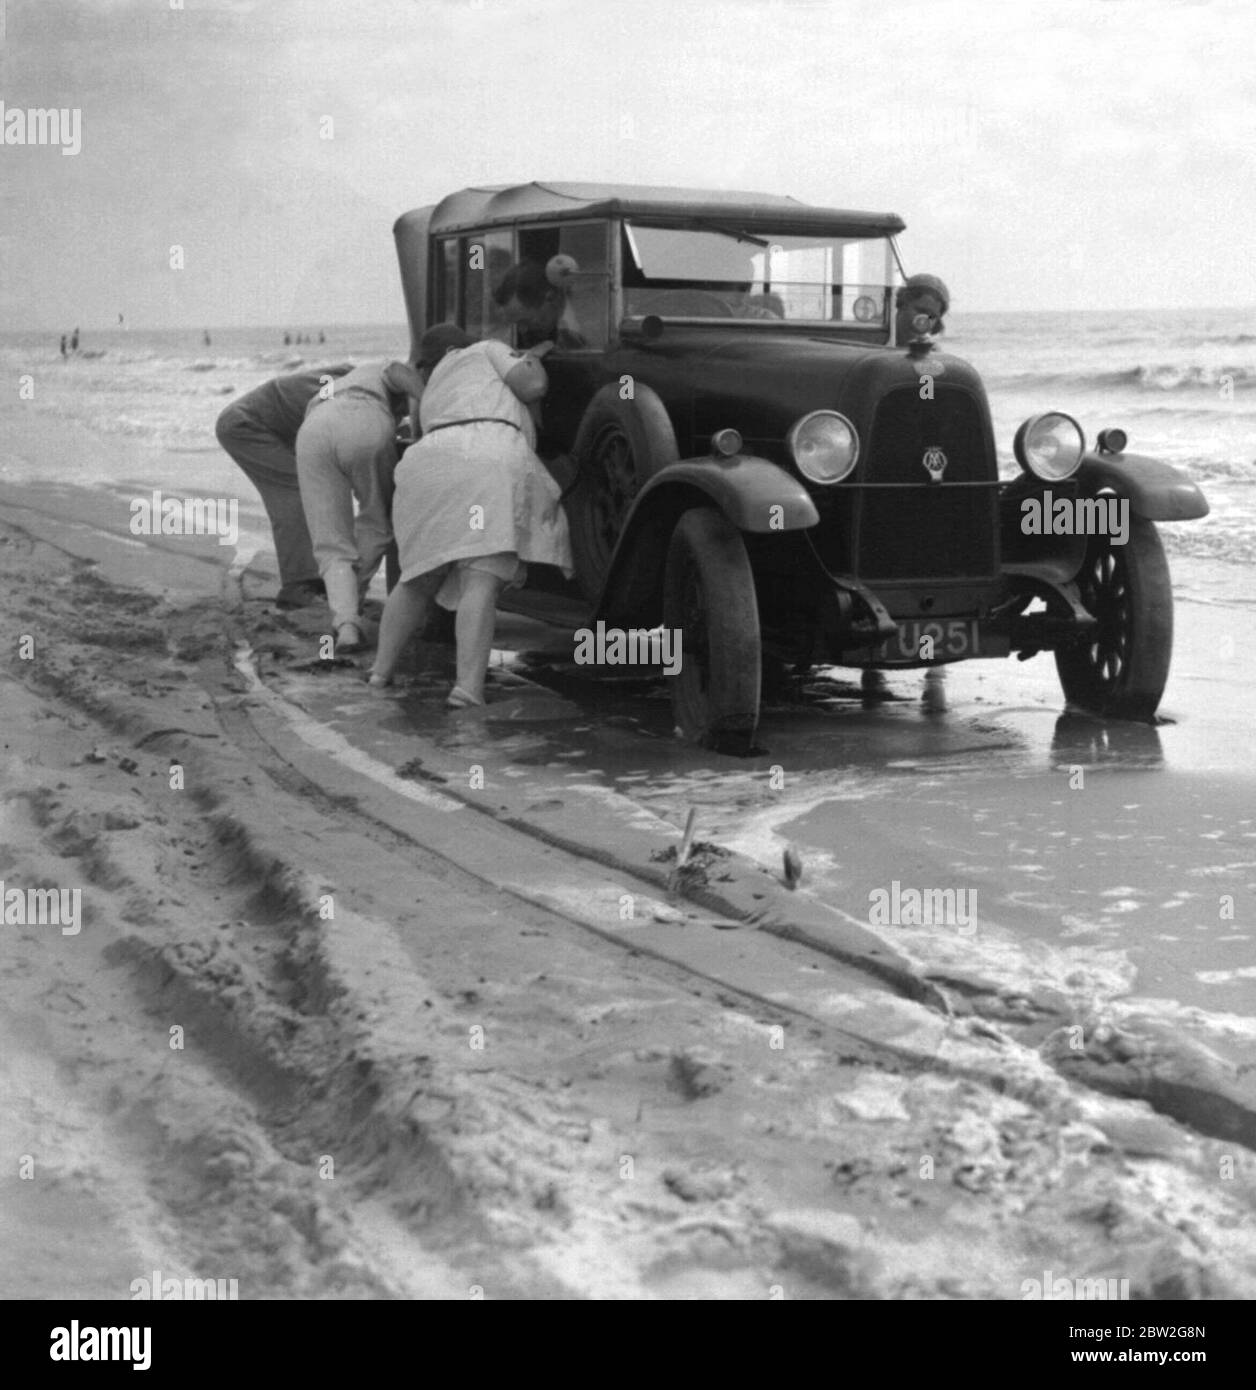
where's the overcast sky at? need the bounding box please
[2,0,1253,329]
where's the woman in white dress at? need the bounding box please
[370,324,573,706]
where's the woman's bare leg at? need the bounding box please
[453,570,505,701]
[371,572,441,682]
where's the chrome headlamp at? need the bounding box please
[787,410,859,484]
[1014,412,1085,482]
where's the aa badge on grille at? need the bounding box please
[922,446,948,483]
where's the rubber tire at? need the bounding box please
[1054,514,1173,721]
[662,507,762,751]
[567,388,679,602]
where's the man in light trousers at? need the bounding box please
[215,364,352,607]
[295,358,424,654]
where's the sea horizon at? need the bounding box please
[4,304,1256,337]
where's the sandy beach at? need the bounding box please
[3,397,1255,1300]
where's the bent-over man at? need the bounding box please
[215,364,353,607]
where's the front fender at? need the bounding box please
[633,455,819,532]
[595,454,817,625]
[1077,451,1209,521]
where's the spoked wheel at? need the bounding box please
[662,508,762,752]
[581,423,637,579]
[567,386,679,602]
[1054,513,1173,721]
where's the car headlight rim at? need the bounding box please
[1014,411,1086,482]
[787,409,860,485]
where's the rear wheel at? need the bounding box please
[662,508,761,752]
[1054,513,1173,720]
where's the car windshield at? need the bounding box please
[622,222,895,326]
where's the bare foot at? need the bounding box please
[446,685,486,709]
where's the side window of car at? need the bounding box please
[435,239,458,323]
[514,221,610,351]
[461,230,513,339]
[556,222,609,350]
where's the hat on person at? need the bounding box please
[897,273,950,314]
[417,323,473,368]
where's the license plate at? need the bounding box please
[882,618,980,663]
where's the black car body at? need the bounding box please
[395,182,1209,749]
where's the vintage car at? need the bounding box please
[393,182,1209,751]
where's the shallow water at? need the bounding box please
[259,574,1255,1071]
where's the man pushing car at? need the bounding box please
[215,363,353,607]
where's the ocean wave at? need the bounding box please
[1127,363,1256,390]
[986,363,1256,392]
[1123,403,1256,420]
[0,347,324,373]
[1175,333,1256,348]
[1162,525,1256,565]
[183,354,313,372]
[1185,457,1256,482]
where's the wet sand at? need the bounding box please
[3,403,1256,1298]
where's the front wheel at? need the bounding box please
[1054,513,1173,720]
[662,508,762,752]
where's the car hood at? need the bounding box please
[683,330,988,445]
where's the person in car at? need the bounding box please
[492,261,585,349]
[728,284,785,319]
[369,324,573,706]
[894,273,950,344]
[295,358,424,653]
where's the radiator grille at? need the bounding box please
[854,385,997,581]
